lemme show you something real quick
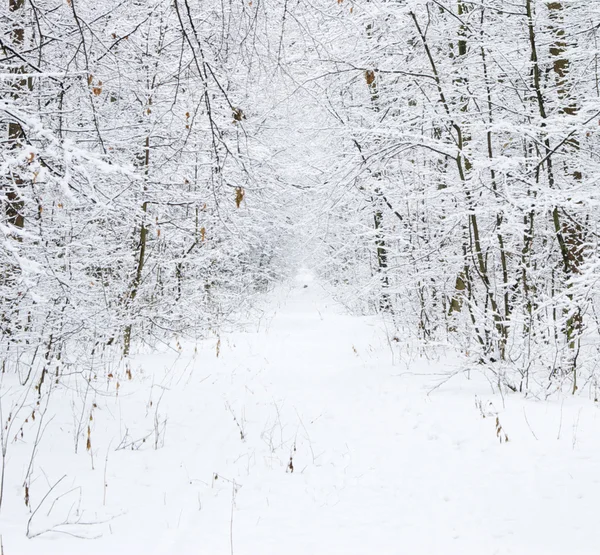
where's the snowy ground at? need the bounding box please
[2,270,600,554]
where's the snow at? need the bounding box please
[2,271,600,554]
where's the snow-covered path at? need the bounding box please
[3,272,600,554]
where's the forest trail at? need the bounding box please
[3,271,600,555]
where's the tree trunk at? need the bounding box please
[5,0,26,230]
[123,136,150,356]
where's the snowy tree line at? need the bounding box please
[3,0,600,397]
[1,0,295,386]
[300,0,600,395]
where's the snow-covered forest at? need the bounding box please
[2,1,600,553]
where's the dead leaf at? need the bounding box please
[235,187,245,208]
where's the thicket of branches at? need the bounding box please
[3,0,600,399]
[1,0,296,388]
[301,0,600,395]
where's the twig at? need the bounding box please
[225,402,245,441]
[103,441,112,506]
[427,367,466,395]
[115,428,153,451]
[154,389,167,450]
[294,408,316,465]
[26,474,67,538]
[28,527,102,540]
[572,408,582,450]
[230,479,237,555]
[46,486,80,517]
[557,399,564,440]
[27,513,120,540]
[522,407,538,440]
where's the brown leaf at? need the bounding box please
[232,107,245,122]
[235,187,245,208]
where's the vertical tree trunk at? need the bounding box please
[411,9,504,359]
[365,17,392,312]
[5,0,26,230]
[479,6,510,358]
[373,206,391,311]
[525,0,583,389]
[123,136,150,356]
